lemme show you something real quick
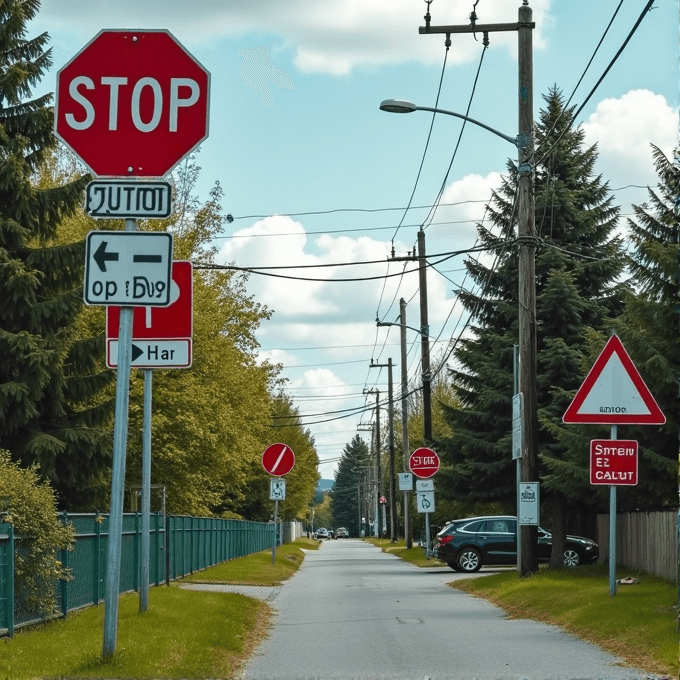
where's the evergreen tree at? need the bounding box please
[438,88,628,556]
[331,435,371,536]
[0,1,113,506]
[547,145,679,512]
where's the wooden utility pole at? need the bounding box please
[420,2,538,574]
[517,2,539,575]
[417,230,432,443]
[375,390,382,537]
[399,299,413,548]
[371,360,397,541]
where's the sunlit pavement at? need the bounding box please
[197,539,653,680]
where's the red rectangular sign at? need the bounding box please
[107,260,192,339]
[590,439,638,486]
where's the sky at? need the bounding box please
[31,0,679,483]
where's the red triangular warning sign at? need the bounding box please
[563,335,665,425]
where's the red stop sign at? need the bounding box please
[262,444,295,477]
[55,30,210,178]
[409,447,440,478]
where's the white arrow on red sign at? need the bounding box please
[106,260,192,369]
[107,260,192,339]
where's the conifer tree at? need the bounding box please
[546,145,679,512]
[0,1,113,506]
[438,88,627,551]
[331,435,371,536]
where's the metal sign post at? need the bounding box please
[269,480,286,564]
[263,446,294,564]
[139,369,152,613]
[416,479,435,557]
[398,473,412,550]
[102,218,136,658]
[609,426,618,597]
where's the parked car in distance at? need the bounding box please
[433,515,599,572]
[336,527,349,538]
[314,528,329,540]
[327,528,335,539]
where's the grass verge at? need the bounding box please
[364,538,446,568]
[451,564,677,677]
[182,536,318,586]
[0,585,268,679]
[0,538,318,679]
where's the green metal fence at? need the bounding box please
[0,513,274,636]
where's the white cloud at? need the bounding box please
[37,0,553,76]
[582,89,678,195]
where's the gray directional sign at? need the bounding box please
[85,181,174,219]
[84,231,173,306]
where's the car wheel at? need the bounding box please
[447,562,463,572]
[563,549,581,567]
[457,547,482,573]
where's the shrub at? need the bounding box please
[0,450,75,616]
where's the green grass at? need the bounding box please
[451,563,678,677]
[364,538,447,568]
[0,586,264,679]
[0,538,318,679]
[182,537,318,586]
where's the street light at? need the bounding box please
[376,319,434,339]
[379,99,518,147]
[380,85,538,576]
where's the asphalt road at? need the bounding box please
[234,539,648,680]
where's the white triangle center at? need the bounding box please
[578,353,651,416]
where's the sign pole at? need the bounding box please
[103,218,136,659]
[272,499,279,564]
[262,445,294,564]
[140,368,152,612]
[609,424,617,597]
[425,513,431,558]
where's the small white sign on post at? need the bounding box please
[416,490,435,513]
[85,180,174,219]
[398,473,413,491]
[270,478,286,501]
[512,393,522,460]
[518,482,540,525]
[415,479,434,492]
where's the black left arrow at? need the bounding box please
[93,241,119,272]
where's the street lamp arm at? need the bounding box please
[379,99,517,147]
[376,319,433,339]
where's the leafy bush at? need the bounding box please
[0,451,75,616]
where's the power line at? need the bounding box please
[534,0,656,168]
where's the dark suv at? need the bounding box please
[433,515,599,572]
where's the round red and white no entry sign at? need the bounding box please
[408,447,440,478]
[262,443,295,476]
